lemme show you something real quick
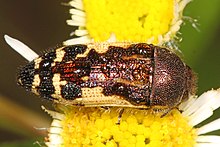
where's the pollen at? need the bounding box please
[54,107,196,146]
[82,0,174,44]
[65,0,190,45]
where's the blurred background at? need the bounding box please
[0,0,219,146]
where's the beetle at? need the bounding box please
[17,42,197,113]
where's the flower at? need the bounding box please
[44,89,220,147]
[7,35,220,147]
[6,35,220,147]
[4,0,220,146]
[64,0,191,45]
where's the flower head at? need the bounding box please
[45,89,220,147]
[4,0,220,146]
[64,0,191,45]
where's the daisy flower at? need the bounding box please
[4,36,220,147]
[44,89,220,147]
[64,0,191,45]
[4,0,220,146]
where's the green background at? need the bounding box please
[0,0,219,146]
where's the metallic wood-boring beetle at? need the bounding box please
[17,42,197,112]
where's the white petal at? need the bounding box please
[75,29,89,36]
[69,0,83,10]
[157,35,163,45]
[4,35,38,62]
[47,134,63,145]
[179,0,192,12]
[107,33,117,42]
[182,89,220,117]
[208,89,220,110]
[41,106,65,120]
[197,118,220,135]
[170,20,182,33]
[71,15,86,24]
[188,107,213,126]
[195,143,220,147]
[163,32,172,42]
[69,8,85,17]
[49,126,62,134]
[146,37,154,44]
[66,19,86,27]
[63,36,92,45]
[179,96,197,111]
[50,119,62,128]
[197,135,220,143]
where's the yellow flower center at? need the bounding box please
[83,0,174,44]
[60,107,196,147]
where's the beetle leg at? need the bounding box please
[116,108,124,125]
[160,109,171,118]
[177,107,183,113]
[100,106,110,110]
[160,107,180,118]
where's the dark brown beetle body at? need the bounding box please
[17,43,197,111]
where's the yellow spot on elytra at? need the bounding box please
[32,74,40,95]
[51,73,67,100]
[71,87,147,109]
[81,76,89,81]
[76,42,132,58]
[34,57,42,69]
[52,48,66,66]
